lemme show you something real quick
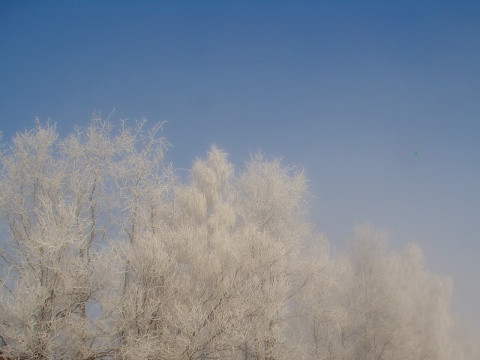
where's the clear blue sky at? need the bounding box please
[1,0,479,331]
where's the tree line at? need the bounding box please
[0,119,476,359]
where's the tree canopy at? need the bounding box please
[0,119,476,359]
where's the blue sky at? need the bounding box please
[1,0,479,331]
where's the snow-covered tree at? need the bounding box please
[0,119,466,359]
[335,224,454,360]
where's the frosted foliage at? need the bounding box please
[238,153,309,247]
[176,186,208,221]
[0,121,470,359]
[0,119,171,359]
[402,243,424,274]
[304,224,455,360]
[191,146,233,209]
[292,224,461,360]
[207,201,236,233]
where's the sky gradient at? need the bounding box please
[1,0,479,334]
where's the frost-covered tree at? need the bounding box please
[0,119,467,359]
[111,147,312,360]
[235,153,311,360]
[287,237,347,360]
[0,118,170,359]
[1,122,88,357]
[334,224,454,360]
[393,244,452,360]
